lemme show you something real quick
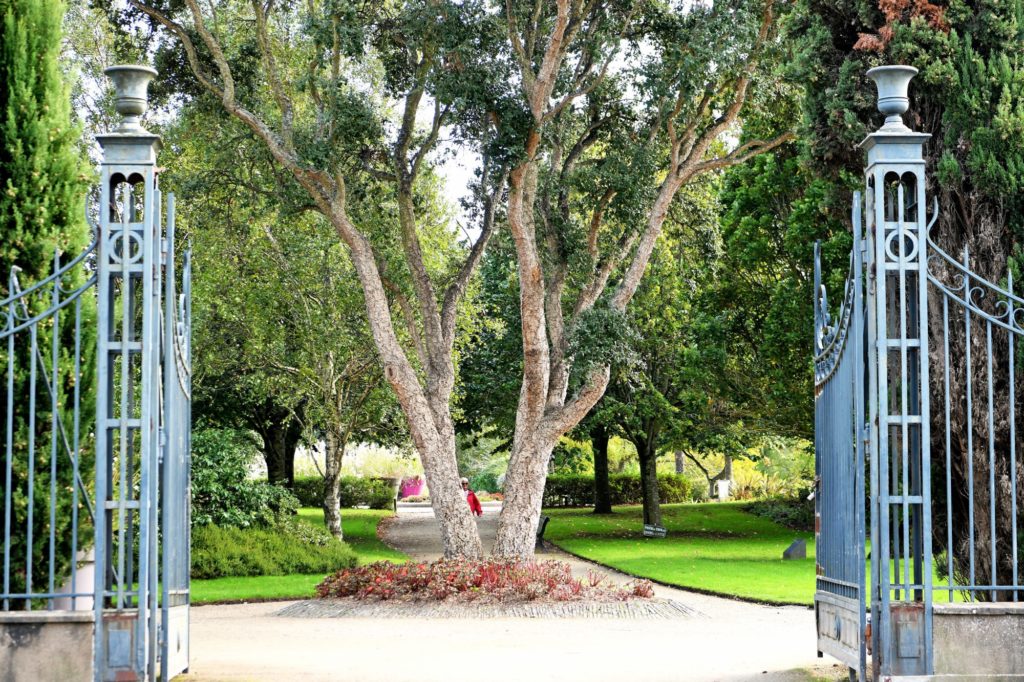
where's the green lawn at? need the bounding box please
[295,507,408,564]
[544,502,817,605]
[191,508,406,604]
[191,573,329,604]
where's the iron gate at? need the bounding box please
[0,65,191,681]
[813,194,868,676]
[816,64,1024,680]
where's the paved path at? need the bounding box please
[177,504,847,682]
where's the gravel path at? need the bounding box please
[176,504,848,682]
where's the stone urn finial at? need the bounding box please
[104,65,158,133]
[866,65,918,132]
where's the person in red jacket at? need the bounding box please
[461,477,483,516]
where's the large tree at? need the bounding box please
[492,0,793,557]
[129,0,509,557]
[131,0,792,558]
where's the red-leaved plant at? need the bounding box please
[315,559,656,603]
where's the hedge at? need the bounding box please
[542,473,695,508]
[292,476,396,510]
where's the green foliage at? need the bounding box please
[550,439,593,475]
[455,435,509,491]
[543,474,694,508]
[745,496,815,533]
[0,0,90,268]
[0,0,94,603]
[713,151,850,437]
[469,472,500,494]
[292,476,396,510]
[191,428,299,528]
[190,522,357,579]
[566,305,639,384]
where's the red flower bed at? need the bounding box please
[315,559,655,603]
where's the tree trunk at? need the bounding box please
[592,424,612,514]
[283,414,302,487]
[323,429,344,540]
[421,423,483,558]
[674,450,685,474]
[637,437,662,527]
[493,435,555,558]
[709,454,733,499]
[256,418,292,486]
[325,208,482,559]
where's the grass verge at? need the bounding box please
[544,502,816,605]
[191,508,406,604]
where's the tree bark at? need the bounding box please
[674,450,685,474]
[261,422,289,486]
[592,424,612,514]
[323,428,344,540]
[636,435,662,527]
[494,435,556,558]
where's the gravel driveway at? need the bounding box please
[176,504,848,682]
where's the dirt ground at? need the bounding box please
[175,504,849,682]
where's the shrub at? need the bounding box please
[469,472,500,494]
[292,477,323,506]
[190,521,357,579]
[745,493,814,532]
[542,473,694,508]
[292,475,397,509]
[192,428,299,528]
[315,559,654,603]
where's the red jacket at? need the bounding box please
[466,490,483,516]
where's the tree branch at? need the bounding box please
[251,0,295,151]
[441,168,508,347]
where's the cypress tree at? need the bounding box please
[792,0,1024,597]
[0,0,93,606]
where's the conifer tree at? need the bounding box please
[0,0,92,605]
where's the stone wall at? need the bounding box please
[933,602,1024,678]
[0,611,93,682]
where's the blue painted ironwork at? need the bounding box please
[161,193,192,681]
[0,64,190,681]
[1,238,98,612]
[862,65,934,678]
[926,235,1024,602]
[817,65,1024,681]
[813,192,867,677]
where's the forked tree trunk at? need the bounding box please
[592,424,612,514]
